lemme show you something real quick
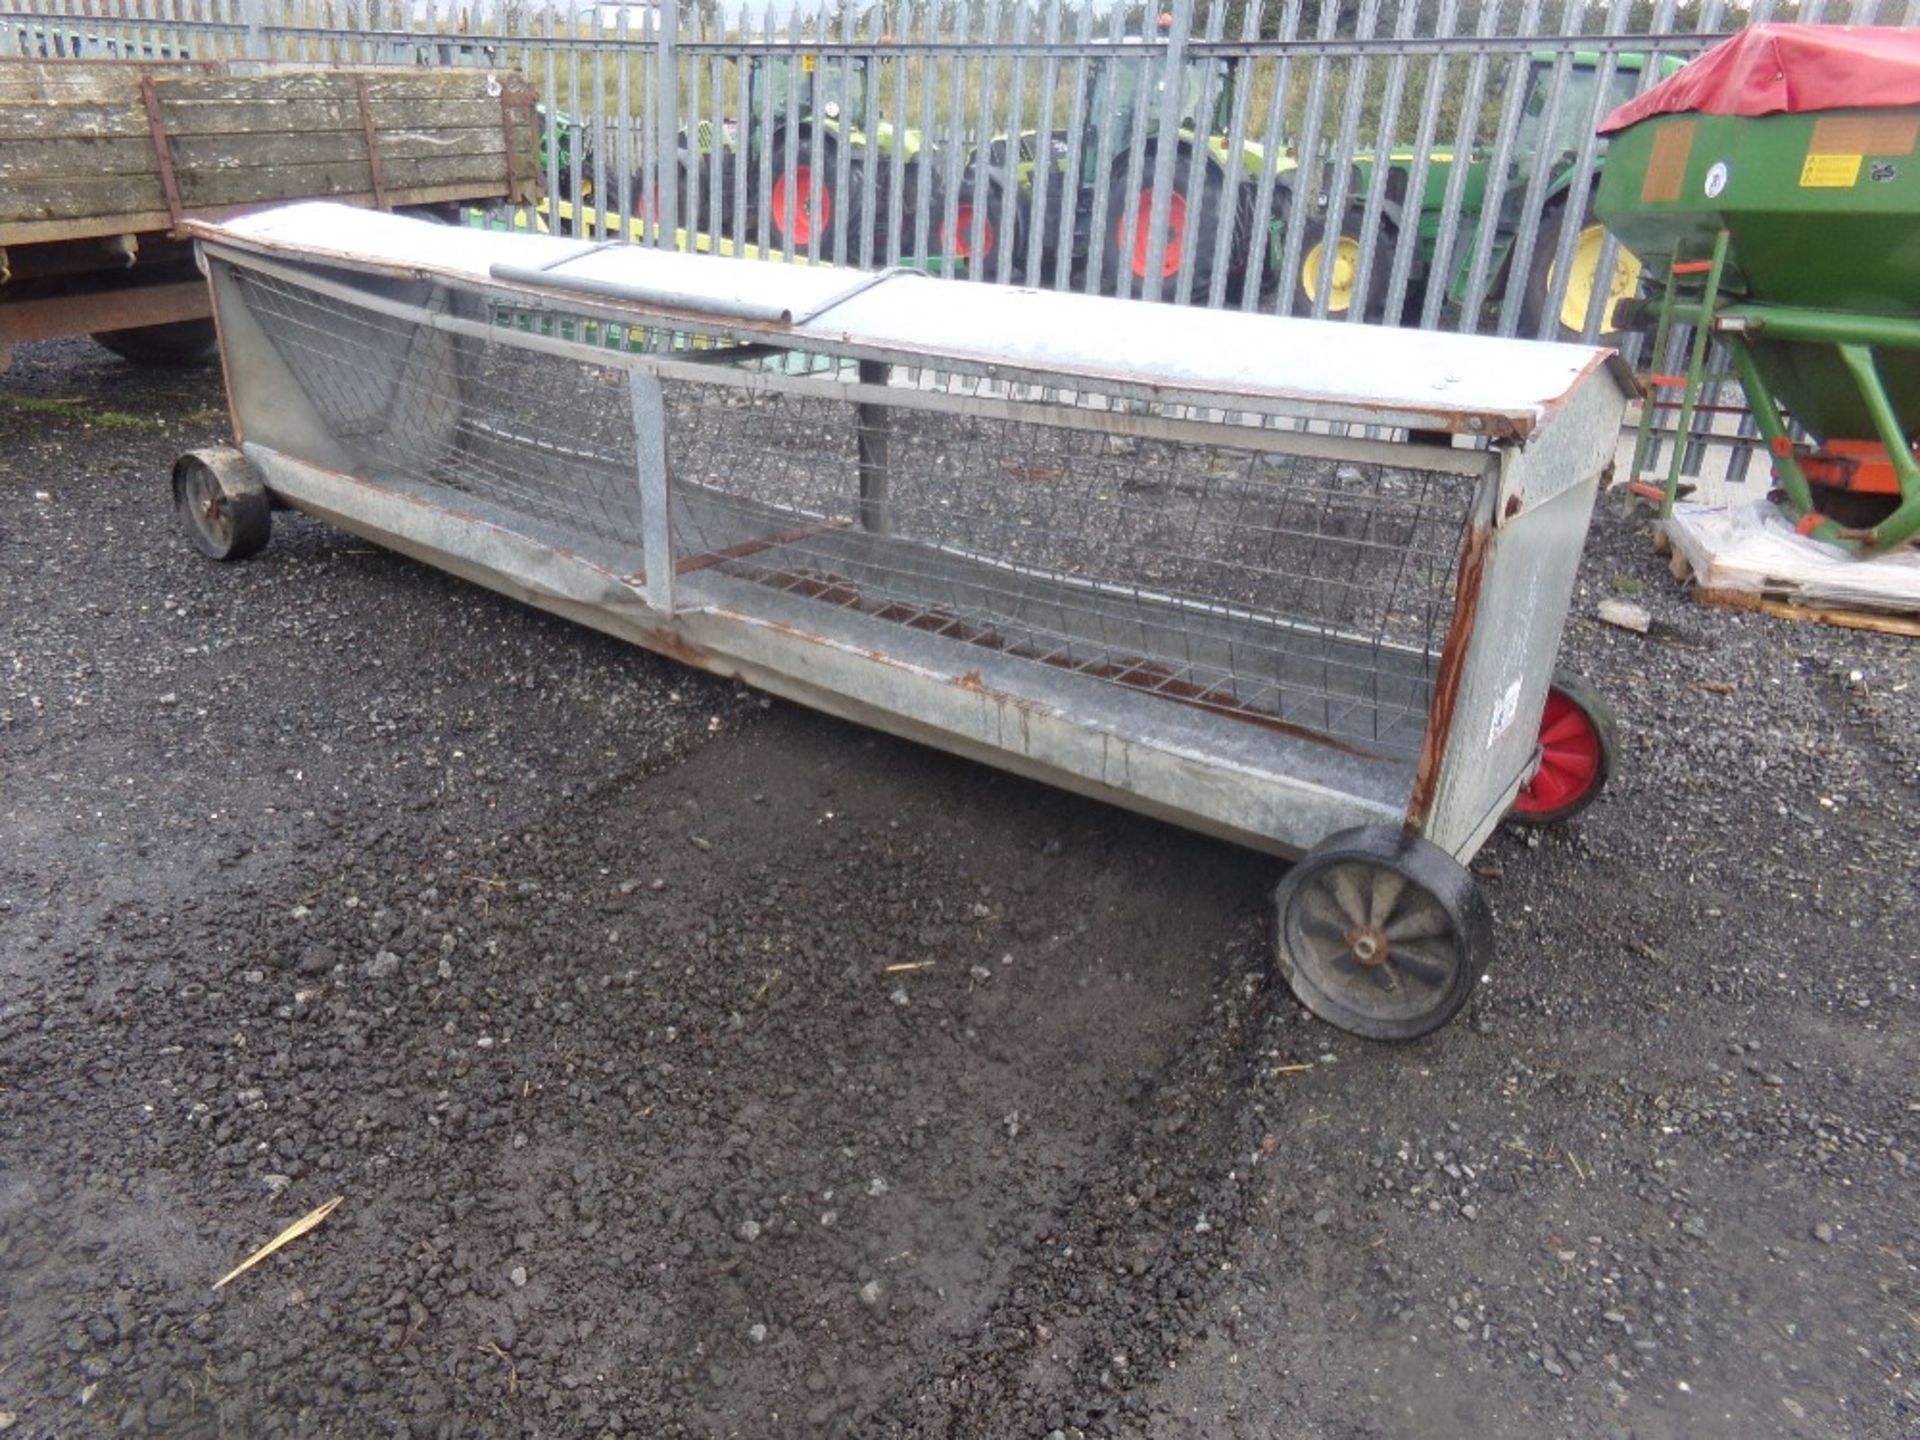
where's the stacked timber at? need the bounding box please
[0,60,540,245]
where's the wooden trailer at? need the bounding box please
[0,59,539,366]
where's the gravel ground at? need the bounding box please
[1,337,1915,1439]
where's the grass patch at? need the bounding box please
[0,393,158,431]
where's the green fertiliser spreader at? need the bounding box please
[1596,24,1920,554]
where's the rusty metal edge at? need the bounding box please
[1402,512,1492,837]
[254,454,1380,862]
[136,73,186,234]
[353,75,390,213]
[499,76,537,205]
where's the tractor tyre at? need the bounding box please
[1290,210,1397,323]
[766,144,862,260]
[1101,153,1232,303]
[1519,193,1644,345]
[936,178,1024,282]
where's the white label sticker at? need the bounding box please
[1488,678,1523,748]
[1704,161,1728,198]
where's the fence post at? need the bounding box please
[239,0,270,58]
[655,0,680,251]
[1139,0,1193,301]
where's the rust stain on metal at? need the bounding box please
[728,564,1388,759]
[1503,493,1522,520]
[628,623,710,671]
[674,516,850,576]
[1404,519,1491,833]
[499,79,537,204]
[354,76,390,212]
[137,74,185,232]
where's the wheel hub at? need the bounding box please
[194,472,229,540]
[1346,926,1389,968]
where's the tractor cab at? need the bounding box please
[1502,52,1676,217]
[944,44,1288,300]
[746,53,874,142]
[1076,52,1237,180]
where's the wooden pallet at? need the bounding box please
[0,60,539,245]
[1664,502,1920,635]
[1697,588,1920,638]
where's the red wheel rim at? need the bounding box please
[771,165,829,246]
[1513,688,1604,816]
[1117,188,1189,279]
[943,202,994,260]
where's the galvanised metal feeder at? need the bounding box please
[171,203,1630,1039]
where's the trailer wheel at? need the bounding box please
[172,447,271,562]
[93,320,218,368]
[1273,826,1492,1041]
[1508,674,1617,826]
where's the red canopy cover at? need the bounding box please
[1599,24,1920,134]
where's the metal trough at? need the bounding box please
[176,202,1631,1039]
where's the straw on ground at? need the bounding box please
[213,1196,345,1290]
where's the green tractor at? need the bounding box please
[643,51,935,260]
[536,103,603,205]
[937,49,1298,302]
[1297,50,1683,338]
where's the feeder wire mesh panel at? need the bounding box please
[231,263,1474,761]
[662,382,1469,757]
[232,267,648,551]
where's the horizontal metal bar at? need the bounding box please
[0,278,209,345]
[213,242,1497,483]
[653,32,1726,58]
[488,261,926,328]
[1721,304,1920,349]
[489,259,798,323]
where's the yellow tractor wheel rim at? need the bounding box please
[1553,223,1642,333]
[1302,236,1361,313]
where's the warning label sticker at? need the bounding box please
[1810,113,1919,157]
[1800,153,1863,188]
[1640,120,1695,203]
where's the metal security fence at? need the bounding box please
[7,0,1919,486]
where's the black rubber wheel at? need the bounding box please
[93,319,219,368]
[701,152,742,239]
[1273,826,1493,1041]
[553,140,597,205]
[630,158,690,239]
[1290,211,1395,322]
[1101,152,1233,302]
[1518,193,1642,345]
[766,144,862,258]
[1508,673,1618,826]
[172,447,271,562]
